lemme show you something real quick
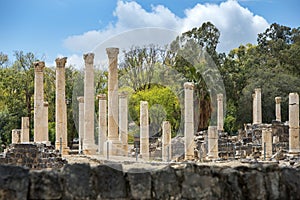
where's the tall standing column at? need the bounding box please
[105,47,122,156]
[55,57,69,154]
[275,97,281,122]
[119,92,128,156]
[34,61,45,142]
[140,101,149,160]
[97,94,107,155]
[184,82,194,160]
[217,93,224,131]
[83,53,96,154]
[162,121,171,162]
[77,96,84,154]
[207,126,218,159]
[21,117,29,143]
[262,127,272,159]
[289,93,300,154]
[253,88,262,124]
[42,101,49,144]
[252,93,257,124]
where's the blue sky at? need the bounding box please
[0,0,299,67]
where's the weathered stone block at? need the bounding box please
[127,168,151,199]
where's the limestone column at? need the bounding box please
[253,88,262,124]
[119,92,128,156]
[252,93,257,124]
[207,126,218,159]
[77,96,84,154]
[140,101,149,160]
[83,53,96,154]
[105,47,122,156]
[21,117,29,143]
[217,93,224,131]
[55,57,69,154]
[42,101,49,144]
[289,93,300,154]
[33,61,45,142]
[97,94,107,155]
[184,82,194,160]
[11,129,21,144]
[275,97,281,122]
[162,121,171,162]
[262,127,272,159]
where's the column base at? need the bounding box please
[55,141,70,155]
[103,139,123,157]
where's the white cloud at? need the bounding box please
[63,0,269,55]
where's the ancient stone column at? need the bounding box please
[262,127,272,159]
[289,93,300,154]
[77,96,84,154]
[83,53,96,154]
[97,94,107,155]
[252,93,256,124]
[207,126,218,159]
[184,82,194,160]
[119,92,128,156]
[33,61,45,142]
[140,101,149,160]
[275,97,281,122]
[42,101,49,144]
[55,57,69,154]
[217,93,224,131]
[253,88,262,124]
[11,129,21,144]
[162,121,171,162]
[105,47,122,156]
[21,117,29,143]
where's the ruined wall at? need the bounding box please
[0,163,299,200]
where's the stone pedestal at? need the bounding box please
[12,129,21,144]
[119,92,128,156]
[184,82,194,160]
[289,93,300,154]
[97,94,107,155]
[33,61,45,142]
[207,126,218,159]
[275,97,281,122]
[83,53,96,155]
[77,96,84,154]
[217,93,224,131]
[55,57,69,155]
[21,117,29,143]
[140,101,149,160]
[105,48,122,156]
[162,121,171,162]
[262,127,272,159]
[253,88,262,124]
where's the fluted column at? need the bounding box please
[140,101,149,160]
[55,57,69,154]
[77,96,84,154]
[217,93,224,131]
[21,117,29,143]
[34,61,45,142]
[184,82,194,160]
[97,94,107,155]
[83,53,96,154]
[119,92,128,156]
[289,93,300,154]
[162,121,171,162]
[275,97,281,122]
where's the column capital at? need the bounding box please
[55,57,67,68]
[43,101,49,107]
[97,94,106,100]
[106,48,119,59]
[184,82,194,90]
[34,61,45,72]
[140,101,148,107]
[255,88,261,93]
[275,97,281,104]
[217,93,223,101]
[77,96,84,103]
[83,53,94,64]
[289,92,299,104]
[119,91,128,98]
